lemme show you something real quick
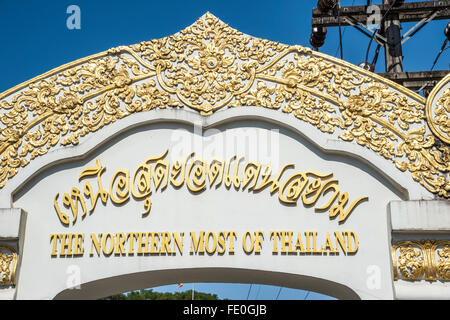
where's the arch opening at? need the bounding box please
[54,268,360,300]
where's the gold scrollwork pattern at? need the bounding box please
[436,245,450,280]
[0,246,17,286]
[392,240,450,281]
[0,13,448,197]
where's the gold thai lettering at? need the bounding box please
[79,160,109,211]
[301,172,334,206]
[153,159,169,191]
[223,156,235,189]
[278,171,308,204]
[54,194,70,226]
[131,162,152,216]
[242,161,261,190]
[253,164,294,193]
[232,157,244,189]
[208,159,224,187]
[329,192,369,223]
[186,157,207,192]
[109,169,130,204]
[171,156,188,188]
[54,150,368,226]
[131,160,153,216]
[315,181,340,211]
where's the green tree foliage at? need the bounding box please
[102,289,220,300]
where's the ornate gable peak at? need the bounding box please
[123,11,295,114]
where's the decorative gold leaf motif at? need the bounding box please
[397,245,425,280]
[0,246,17,286]
[0,13,448,198]
[392,240,450,281]
[434,89,450,139]
[436,245,450,280]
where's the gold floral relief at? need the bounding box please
[392,240,450,281]
[434,89,450,141]
[436,244,450,280]
[0,12,448,198]
[393,242,425,280]
[0,246,17,286]
[426,74,450,145]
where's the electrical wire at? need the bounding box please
[255,285,262,300]
[416,39,449,94]
[334,0,356,58]
[246,284,253,300]
[431,39,449,71]
[337,1,343,60]
[371,43,382,68]
[275,287,282,300]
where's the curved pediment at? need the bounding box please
[0,12,448,199]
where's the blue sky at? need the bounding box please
[0,0,448,299]
[152,283,333,300]
[0,0,448,93]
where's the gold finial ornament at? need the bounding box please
[0,13,448,197]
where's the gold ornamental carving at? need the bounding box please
[426,73,450,145]
[0,246,17,286]
[392,240,450,281]
[0,13,449,198]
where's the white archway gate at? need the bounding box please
[0,13,448,300]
